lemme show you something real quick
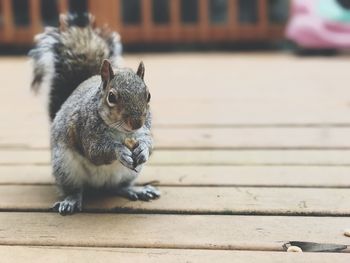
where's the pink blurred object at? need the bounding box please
[286,0,350,49]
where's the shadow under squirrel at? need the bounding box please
[29,13,159,215]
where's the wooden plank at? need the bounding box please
[5,54,349,101]
[57,0,68,13]
[8,127,350,150]
[228,0,238,39]
[258,0,268,38]
[0,166,53,184]
[29,0,41,35]
[1,0,14,42]
[91,0,120,30]
[154,127,350,149]
[141,0,152,42]
[199,0,209,42]
[3,55,350,126]
[2,185,350,216]
[7,99,347,128]
[7,100,350,127]
[149,150,350,166]
[1,165,350,187]
[151,101,350,126]
[0,213,349,250]
[0,246,349,263]
[127,53,350,125]
[170,0,181,41]
[3,149,350,166]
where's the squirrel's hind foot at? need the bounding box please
[52,193,82,215]
[117,185,160,201]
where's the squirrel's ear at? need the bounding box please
[136,61,145,80]
[101,59,114,88]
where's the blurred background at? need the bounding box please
[1,0,350,52]
[0,0,290,51]
[1,0,350,53]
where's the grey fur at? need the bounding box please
[51,66,157,215]
[30,14,158,215]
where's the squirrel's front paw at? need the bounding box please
[117,185,161,201]
[133,142,150,167]
[116,146,135,170]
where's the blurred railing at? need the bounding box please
[0,0,289,45]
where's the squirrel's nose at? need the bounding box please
[127,118,143,130]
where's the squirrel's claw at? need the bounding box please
[52,198,82,216]
[133,143,150,167]
[119,155,135,170]
[117,146,135,170]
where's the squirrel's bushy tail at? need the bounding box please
[29,13,122,121]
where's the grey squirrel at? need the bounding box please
[29,13,160,215]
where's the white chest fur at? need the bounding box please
[63,149,140,188]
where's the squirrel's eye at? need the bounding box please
[147,92,151,103]
[107,92,117,105]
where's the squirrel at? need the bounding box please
[29,13,160,215]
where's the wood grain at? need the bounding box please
[2,55,350,126]
[1,165,350,187]
[1,54,350,260]
[0,213,349,250]
[0,246,348,263]
[1,185,350,216]
[6,127,350,150]
[3,149,350,166]
[153,127,350,149]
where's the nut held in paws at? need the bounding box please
[124,138,138,150]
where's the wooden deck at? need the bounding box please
[1,53,350,261]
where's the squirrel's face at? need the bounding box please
[99,60,150,133]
